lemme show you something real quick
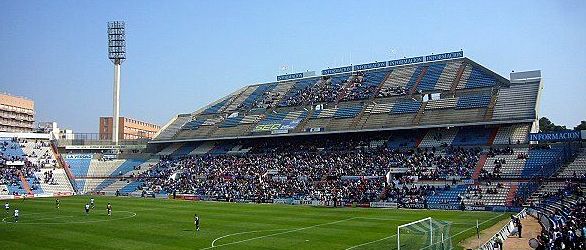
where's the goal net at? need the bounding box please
[397,217,452,250]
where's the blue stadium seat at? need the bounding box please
[333,105,363,119]
[465,68,497,89]
[452,127,491,146]
[391,100,421,114]
[456,95,491,109]
[416,63,446,91]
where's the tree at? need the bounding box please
[574,121,586,131]
[539,117,566,132]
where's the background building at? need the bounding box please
[0,92,34,132]
[99,116,160,140]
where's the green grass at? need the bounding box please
[0,196,508,249]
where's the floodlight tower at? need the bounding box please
[107,21,126,145]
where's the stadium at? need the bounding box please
[1,2,585,250]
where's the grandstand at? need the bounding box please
[1,53,584,250]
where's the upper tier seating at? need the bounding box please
[239,83,278,110]
[464,67,497,89]
[377,65,417,97]
[391,100,421,114]
[455,95,491,109]
[492,82,539,121]
[278,78,320,107]
[201,97,232,115]
[434,61,461,91]
[416,63,446,92]
[343,69,390,101]
[156,115,190,140]
[425,98,457,110]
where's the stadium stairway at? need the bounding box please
[483,89,499,120]
[449,61,467,93]
[371,70,394,98]
[18,171,33,194]
[487,127,499,145]
[505,184,518,206]
[51,143,78,193]
[409,66,428,95]
[411,101,428,125]
[472,153,488,180]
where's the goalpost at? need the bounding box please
[397,217,451,250]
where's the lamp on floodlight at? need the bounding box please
[108,21,126,145]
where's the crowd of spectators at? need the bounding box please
[0,138,58,195]
[132,137,483,206]
[534,182,584,250]
[377,85,409,97]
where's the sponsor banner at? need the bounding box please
[271,129,289,135]
[388,168,408,174]
[465,205,488,211]
[462,179,475,185]
[354,61,387,71]
[428,204,460,210]
[425,51,464,62]
[370,202,397,208]
[0,195,15,200]
[65,145,146,150]
[273,198,292,204]
[253,119,301,132]
[402,203,425,209]
[388,56,424,66]
[277,72,303,81]
[528,130,582,142]
[491,206,509,212]
[322,66,353,75]
[5,161,24,166]
[307,127,324,132]
[64,154,93,159]
[277,71,315,81]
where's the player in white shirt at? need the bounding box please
[84,203,90,215]
[4,202,9,213]
[13,208,19,223]
[90,198,95,209]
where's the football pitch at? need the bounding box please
[0,196,508,249]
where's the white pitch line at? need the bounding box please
[202,217,357,249]
[211,228,289,247]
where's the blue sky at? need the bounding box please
[1,1,585,132]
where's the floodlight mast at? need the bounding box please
[107,21,126,145]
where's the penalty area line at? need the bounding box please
[211,228,289,247]
[202,217,357,249]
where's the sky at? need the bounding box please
[1,1,585,133]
